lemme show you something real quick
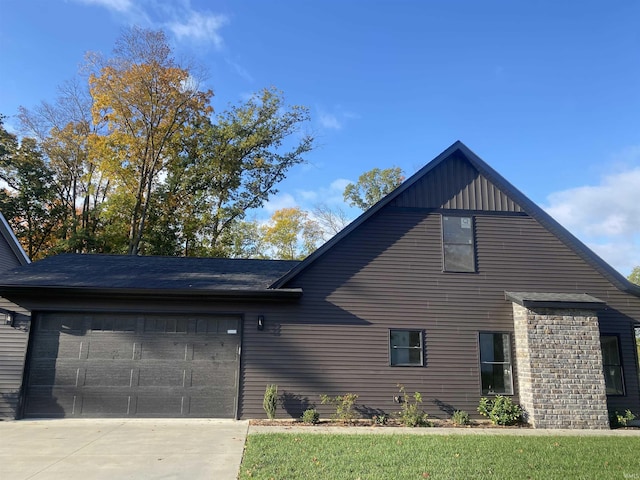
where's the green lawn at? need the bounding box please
[239,433,640,479]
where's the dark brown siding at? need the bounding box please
[240,209,640,419]
[0,299,31,419]
[391,154,523,212]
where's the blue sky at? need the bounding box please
[1,0,639,275]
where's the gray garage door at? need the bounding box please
[24,312,241,418]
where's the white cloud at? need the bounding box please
[225,58,254,82]
[167,11,228,48]
[75,0,228,47]
[319,113,341,130]
[75,0,133,13]
[316,106,359,131]
[263,193,298,214]
[543,164,640,276]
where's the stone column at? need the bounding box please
[512,303,609,429]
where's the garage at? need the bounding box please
[23,312,241,418]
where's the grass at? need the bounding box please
[239,433,640,479]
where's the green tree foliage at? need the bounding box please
[156,87,313,256]
[343,166,404,210]
[628,266,640,285]
[0,117,63,259]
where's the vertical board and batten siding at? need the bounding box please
[239,208,640,419]
[390,154,523,212]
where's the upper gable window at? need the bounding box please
[442,215,476,272]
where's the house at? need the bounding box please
[0,141,638,428]
[0,212,31,418]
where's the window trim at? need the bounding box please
[600,334,626,396]
[441,215,476,273]
[478,331,514,396]
[389,329,424,367]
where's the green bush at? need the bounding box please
[263,384,278,420]
[396,384,430,427]
[477,395,522,426]
[452,410,470,426]
[320,393,359,423]
[301,408,320,424]
[372,414,388,425]
[610,409,636,428]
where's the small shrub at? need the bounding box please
[320,393,359,423]
[452,410,470,426]
[610,409,636,428]
[372,414,388,425]
[477,395,522,426]
[301,408,320,424]
[263,384,278,420]
[396,384,430,427]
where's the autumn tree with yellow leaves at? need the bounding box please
[3,26,314,258]
[87,27,213,255]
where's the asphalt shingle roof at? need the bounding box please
[0,254,300,291]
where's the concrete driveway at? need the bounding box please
[0,419,249,480]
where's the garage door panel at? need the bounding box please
[83,366,133,387]
[30,336,83,360]
[189,396,234,416]
[135,394,183,415]
[86,338,136,360]
[80,394,131,415]
[139,341,188,360]
[190,366,236,386]
[25,313,241,418]
[138,366,185,387]
[28,364,79,386]
[193,339,238,361]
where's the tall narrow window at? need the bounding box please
[601,335,625,395]
[479,332,513,395]
[389,329,423,366]
[442,215,475,272]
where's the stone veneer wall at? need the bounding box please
[512,304,610,429]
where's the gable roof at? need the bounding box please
[0,254,301,298]
[272,141,640,297]
[0,211,30,267]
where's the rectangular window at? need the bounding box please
[442,215,475,272]
[479,332,513,395]
[601,335,625,395]
[389,329,423,366]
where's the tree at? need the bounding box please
[628,266,640,285]
[0,117,63,259]
[343,167,404,210]
[261,207,323,260]
[312,203,351,240]
[163,87,313,257]
[88,26,213,254]
[18,79,110,253]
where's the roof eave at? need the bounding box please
[0,212,30,265]
[0,285,303,300]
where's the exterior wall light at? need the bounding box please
[257,315,265,331]
[4,312,14,326]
